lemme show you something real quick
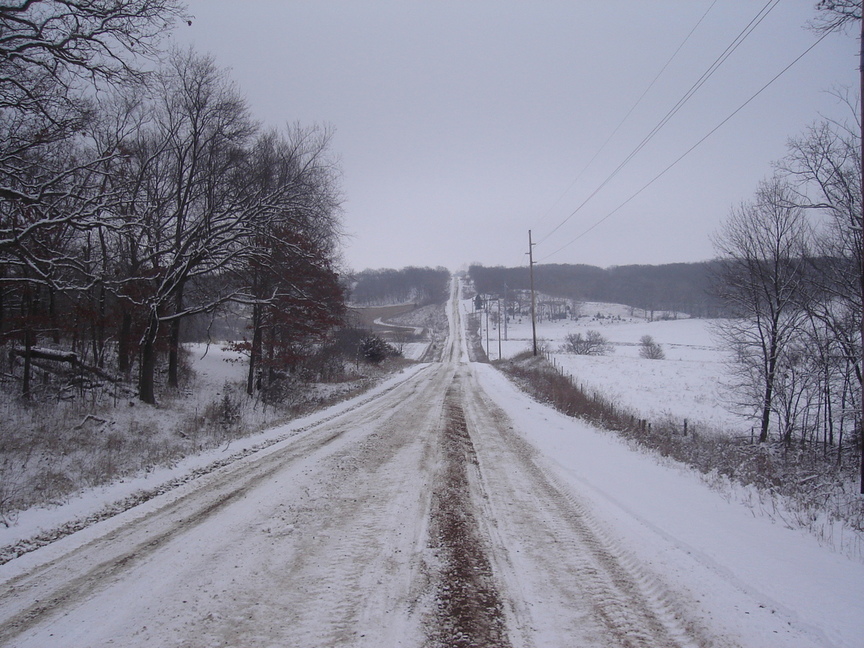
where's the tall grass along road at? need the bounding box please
[0,279,858,647]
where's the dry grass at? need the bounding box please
[0,357,409,527]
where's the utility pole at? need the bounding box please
[497,296,502,360]
[485,296,490,360]
[528,230,538,356]
[503,283,508,341]
[859,13,863,495]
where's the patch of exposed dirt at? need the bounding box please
[426,381,510,648]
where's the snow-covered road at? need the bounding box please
[0,279,860,647]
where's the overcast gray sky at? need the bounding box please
[172,1,858,273]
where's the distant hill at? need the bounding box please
[469,262,725,318]
[349,266,451,306]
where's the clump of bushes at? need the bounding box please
[562,330,613,356]
[359,335,401,364]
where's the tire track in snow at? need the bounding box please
[460,365,720,648]
[239,381,446,648]
[0,364,445,646]
[0,363,434,566]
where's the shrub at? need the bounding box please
[563,330,612,356]
[639,335,665,360]
[359,335,400,364]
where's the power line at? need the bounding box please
[539,27,834,263]
[533,0,718,230]
[536,0,780,246]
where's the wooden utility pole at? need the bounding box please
[485,296,490,360]
[503,283,508,341]
[859,13,863,495]
[528,230,538,356]
[497,296,502,360]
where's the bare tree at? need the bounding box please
[235,125,344,397]
[810,0,864,493]
[0,7,351,406]
[810,1,861,33]
[712,177,814,443]
[0,1,185,396]
[0,0,185,248]
[779,107,862,455]
[111,49,259,403]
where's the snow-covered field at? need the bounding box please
[479,300,749,434]
[187,342,246,390]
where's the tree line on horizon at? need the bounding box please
[349,267,451,306]
[469,261,727,318]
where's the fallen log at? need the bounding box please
[9,347,120,383]
[9,347,77,364]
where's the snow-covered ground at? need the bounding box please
[381,301,448,361]
[187,342,246,390]
[471,361,863,648]
[479,300,749,433]
[0,341,424,556]
[0,286,861,647]
[0,362,429,556]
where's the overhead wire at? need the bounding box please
[536,0,780,246]
[533,0,718,230]
[538,27,835,262]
